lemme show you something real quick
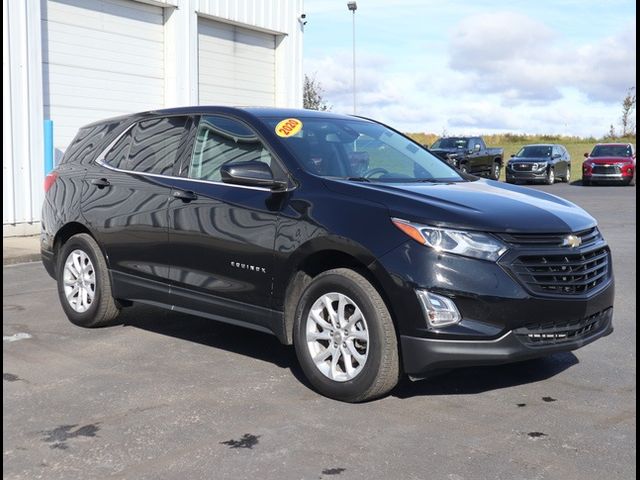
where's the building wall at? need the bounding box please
[3,0,304,236]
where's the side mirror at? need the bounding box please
[510,154,516,158]
[584,152,589,158]
[474,144,481,152]
[220,161,287,191]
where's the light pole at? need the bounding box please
[347,1,357,115]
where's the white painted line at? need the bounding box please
[3,333,33,342]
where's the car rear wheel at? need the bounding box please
[57,233,120,328]
[545,167,555,185]
[491,162,500,180]
[293,268,400,402]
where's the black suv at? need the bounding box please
[41,107,614,402]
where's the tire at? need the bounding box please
[293,268,400,402]
[582,177,591,186]
[545,167,555,185]
[491,162,501,180]
[506,177,516,184]
[564,164,571,183]
[56,233,120,328]
[460,164,469,174]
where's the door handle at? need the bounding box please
[173,189,198,202]
[91,178,111,188]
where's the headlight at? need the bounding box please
[391,218,507,261]
[533,162,547,171]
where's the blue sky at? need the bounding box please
[302,0,636,136]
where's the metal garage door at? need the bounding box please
[198,19,276,107]
[42,0,165,151]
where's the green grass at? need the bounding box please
[406,133,637,181]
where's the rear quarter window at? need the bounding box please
[60,122,119,165]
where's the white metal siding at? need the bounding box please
[3,0,44,226]
[196,0,304,108]
[198,18,275,106]
[42,0,165,150]
[4,0,303,233]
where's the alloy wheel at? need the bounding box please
[305,292,369,382]
[63,249,96,313]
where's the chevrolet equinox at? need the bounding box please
[41,107,614,402]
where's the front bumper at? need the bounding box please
[584,173,630,182]
[401,307,613,374]
[506,168,547,181]
[371,238,615,375]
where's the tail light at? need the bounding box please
[44,171,58,192]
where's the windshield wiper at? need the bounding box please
[345,176,372,182]
[415,178,452,183]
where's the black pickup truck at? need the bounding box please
[430,136,504,180]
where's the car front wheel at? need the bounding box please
[293,268,400,402]
[545,167,555,185]
[56,233,120,328]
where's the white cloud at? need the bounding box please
[449,12,636,104]
[304,10,636,137]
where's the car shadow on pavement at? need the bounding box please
[118,304,312,387]
[118,304,579,399]
[392,352,579,398]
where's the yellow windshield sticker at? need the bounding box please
[275,118,303,138]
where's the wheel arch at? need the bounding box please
[52,223,108,274]
[279,238,400,346]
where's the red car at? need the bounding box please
[582,143,636,186]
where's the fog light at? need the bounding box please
[416,290,461,328]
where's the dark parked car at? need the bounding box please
[582,143,636,186]
[42,107,614,402]
[506,144,571,185]
[429,136,503,179]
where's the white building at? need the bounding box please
[3,0,304,236]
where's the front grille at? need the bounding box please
[592,165,620,175]
[515,308,611,346]
[513,163,533,171]
[510,247,609,296]
[499,227,601,248]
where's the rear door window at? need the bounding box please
[124,117,189,175]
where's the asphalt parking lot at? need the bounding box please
[3,183,636,480]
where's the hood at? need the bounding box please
[510,156,551,162]
[431,148,464,155]
[586,156,634,164]
[429,148,462,161]
[324,178,595,233]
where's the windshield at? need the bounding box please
[591,145,633,157]
[515,146,552,158]
[267,117,464,182]
[431,138,469,150]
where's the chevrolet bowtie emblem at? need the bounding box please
[563,234,582,248]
